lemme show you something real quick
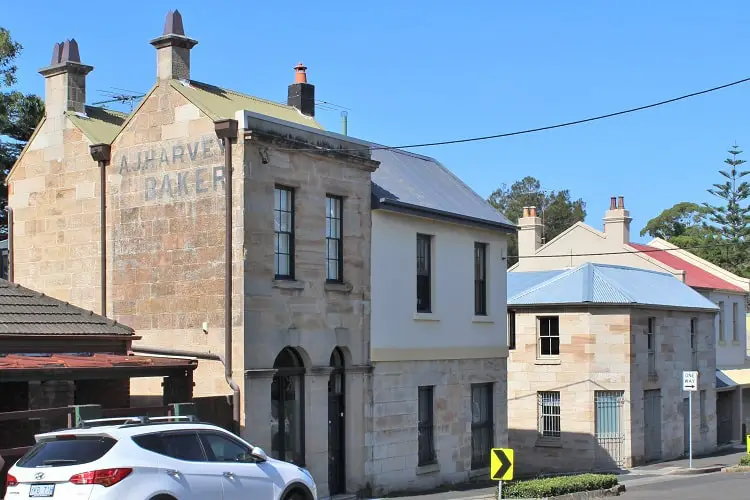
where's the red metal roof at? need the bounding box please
[629,243,744,292]
[0,353,197,371]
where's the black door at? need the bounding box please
[328,349,346,495]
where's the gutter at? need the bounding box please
[214,118,240,435]
[89,144,111,317]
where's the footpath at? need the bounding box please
[365,445,747,500]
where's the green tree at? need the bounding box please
[0,27,45,234]
[701,144,750,276]
[488,176,586,267]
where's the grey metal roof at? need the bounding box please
[370,147,516,232]
[508,262,720,311]
[0,280,133,336]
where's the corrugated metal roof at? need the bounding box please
[66,106,127,145]
[508,262,720,310]
[370,147,515,230]
[0,353,195,371]
[0,280,133,336]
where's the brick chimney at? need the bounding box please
[287,62,315,117]
[149,10,198,81]
[518,206,543,258]
[603,195,632,244]
[38,39,93,116]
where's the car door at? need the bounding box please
[198,431,275,500]
[133,431,223,499]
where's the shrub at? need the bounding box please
[499,473,619,499]
[739,454,750,466]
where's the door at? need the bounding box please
[198,431,275,500]
[683,397,690,456]
[594,391,625,469]
[717,391,734,445]
[328,361,346,495]
[643,390,662,462]
[135,431,224,499]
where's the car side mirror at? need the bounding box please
[251,447,268,462]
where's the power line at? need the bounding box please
[280,76,750,154]
[508,240,746,260]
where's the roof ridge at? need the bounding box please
[83,105,129,119]
[590,261,676,279]
[509,266,577,302]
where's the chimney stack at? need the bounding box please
[149,10,198,82]
[287,62,315,117]
[603,195,632,244]
[38,39,93,116]
[518,205,543,258]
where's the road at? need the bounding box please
[623,470,750,499]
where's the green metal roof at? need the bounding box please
[66,106,127,144]
[170,80,323,129]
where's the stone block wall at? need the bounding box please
[629,309,717,464]
[108,83,244,400]
[9,117,103,313]
[366,358,508,495]
[508,308,633,476]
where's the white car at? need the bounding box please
[4,416,317,500]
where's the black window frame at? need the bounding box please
[274,185,295,280]
[470,383,494,469]
[417,385,436,466]
[538,316,560,357]
[417,233,432,313]
[508,309,516,350]
[474,242,487,315]
[325,194,344,283]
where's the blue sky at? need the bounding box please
[4,1,749,241]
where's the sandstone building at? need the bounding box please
[507,262,718,476]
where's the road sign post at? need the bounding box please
[682,370,699,469]
[490,448,514,499]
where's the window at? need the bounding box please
[699,390,707,428]
[133,432,205,462]
[274,186,295,279]
[718,301,725,341]
[538,316,560,357]
[199,432,255,463]
[471,383,493,469]
[690,318,698,370]
[17,436,117,468]
[647,317,657,379]
[538,392,561,439]
[325,195,343,282]
[416,234,432,313]
[271,348,305,466]
[508,310,516,350]
[417,386,435,466]
[733,302,739,342]
[474,242,487,315]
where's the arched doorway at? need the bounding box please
[272,347,305,466]
[328,347,346,494]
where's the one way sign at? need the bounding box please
[490,448,514,481]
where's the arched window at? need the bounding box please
[271,347,305,465]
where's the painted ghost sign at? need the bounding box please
[116,135,227,201]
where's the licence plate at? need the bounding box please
[29,484,55,497]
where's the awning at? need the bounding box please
[716,368,750,390]
[0,352,197,381]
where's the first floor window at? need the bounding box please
[417,234,432,312]
[471,383,493,469]
[474,242,487,315]
[325,195,343,282]
[417,386,435,465]
[271,348,305,466]
[508,310,516,350]
[538,316,560,356]
[538,391,561,439]
[274,186,295,279]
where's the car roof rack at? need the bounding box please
[76,415,200,429]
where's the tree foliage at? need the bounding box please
[0,27,45,234]
[488,176,586,267]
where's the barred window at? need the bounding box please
[325,195,343,282]
[538,391,561,439]
[471,383,493,469]
[417,386,435,465]
[274,186,294,279]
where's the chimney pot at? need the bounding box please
[39,39,92,116]
[51,42,63,65]
[150,10,198,81]
[163,9,186,36]
[610,196,617,210]
[617,196,624,209]
[529,206,537,217]
[294,62,308,84]
[522,207,529,218]
[60,39,81,64]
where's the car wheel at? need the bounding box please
[151,496,177,500]
[283,489,306,500]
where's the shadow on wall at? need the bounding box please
[508,429,623,479]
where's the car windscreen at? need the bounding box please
[16,436,117,468]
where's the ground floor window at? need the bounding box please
[538,391,561,440]
[418,385,435,465]
[471,383,493,469]
[271,347,305,466]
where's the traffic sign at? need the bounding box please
[490,448,514,481]
[682,371,698,392]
